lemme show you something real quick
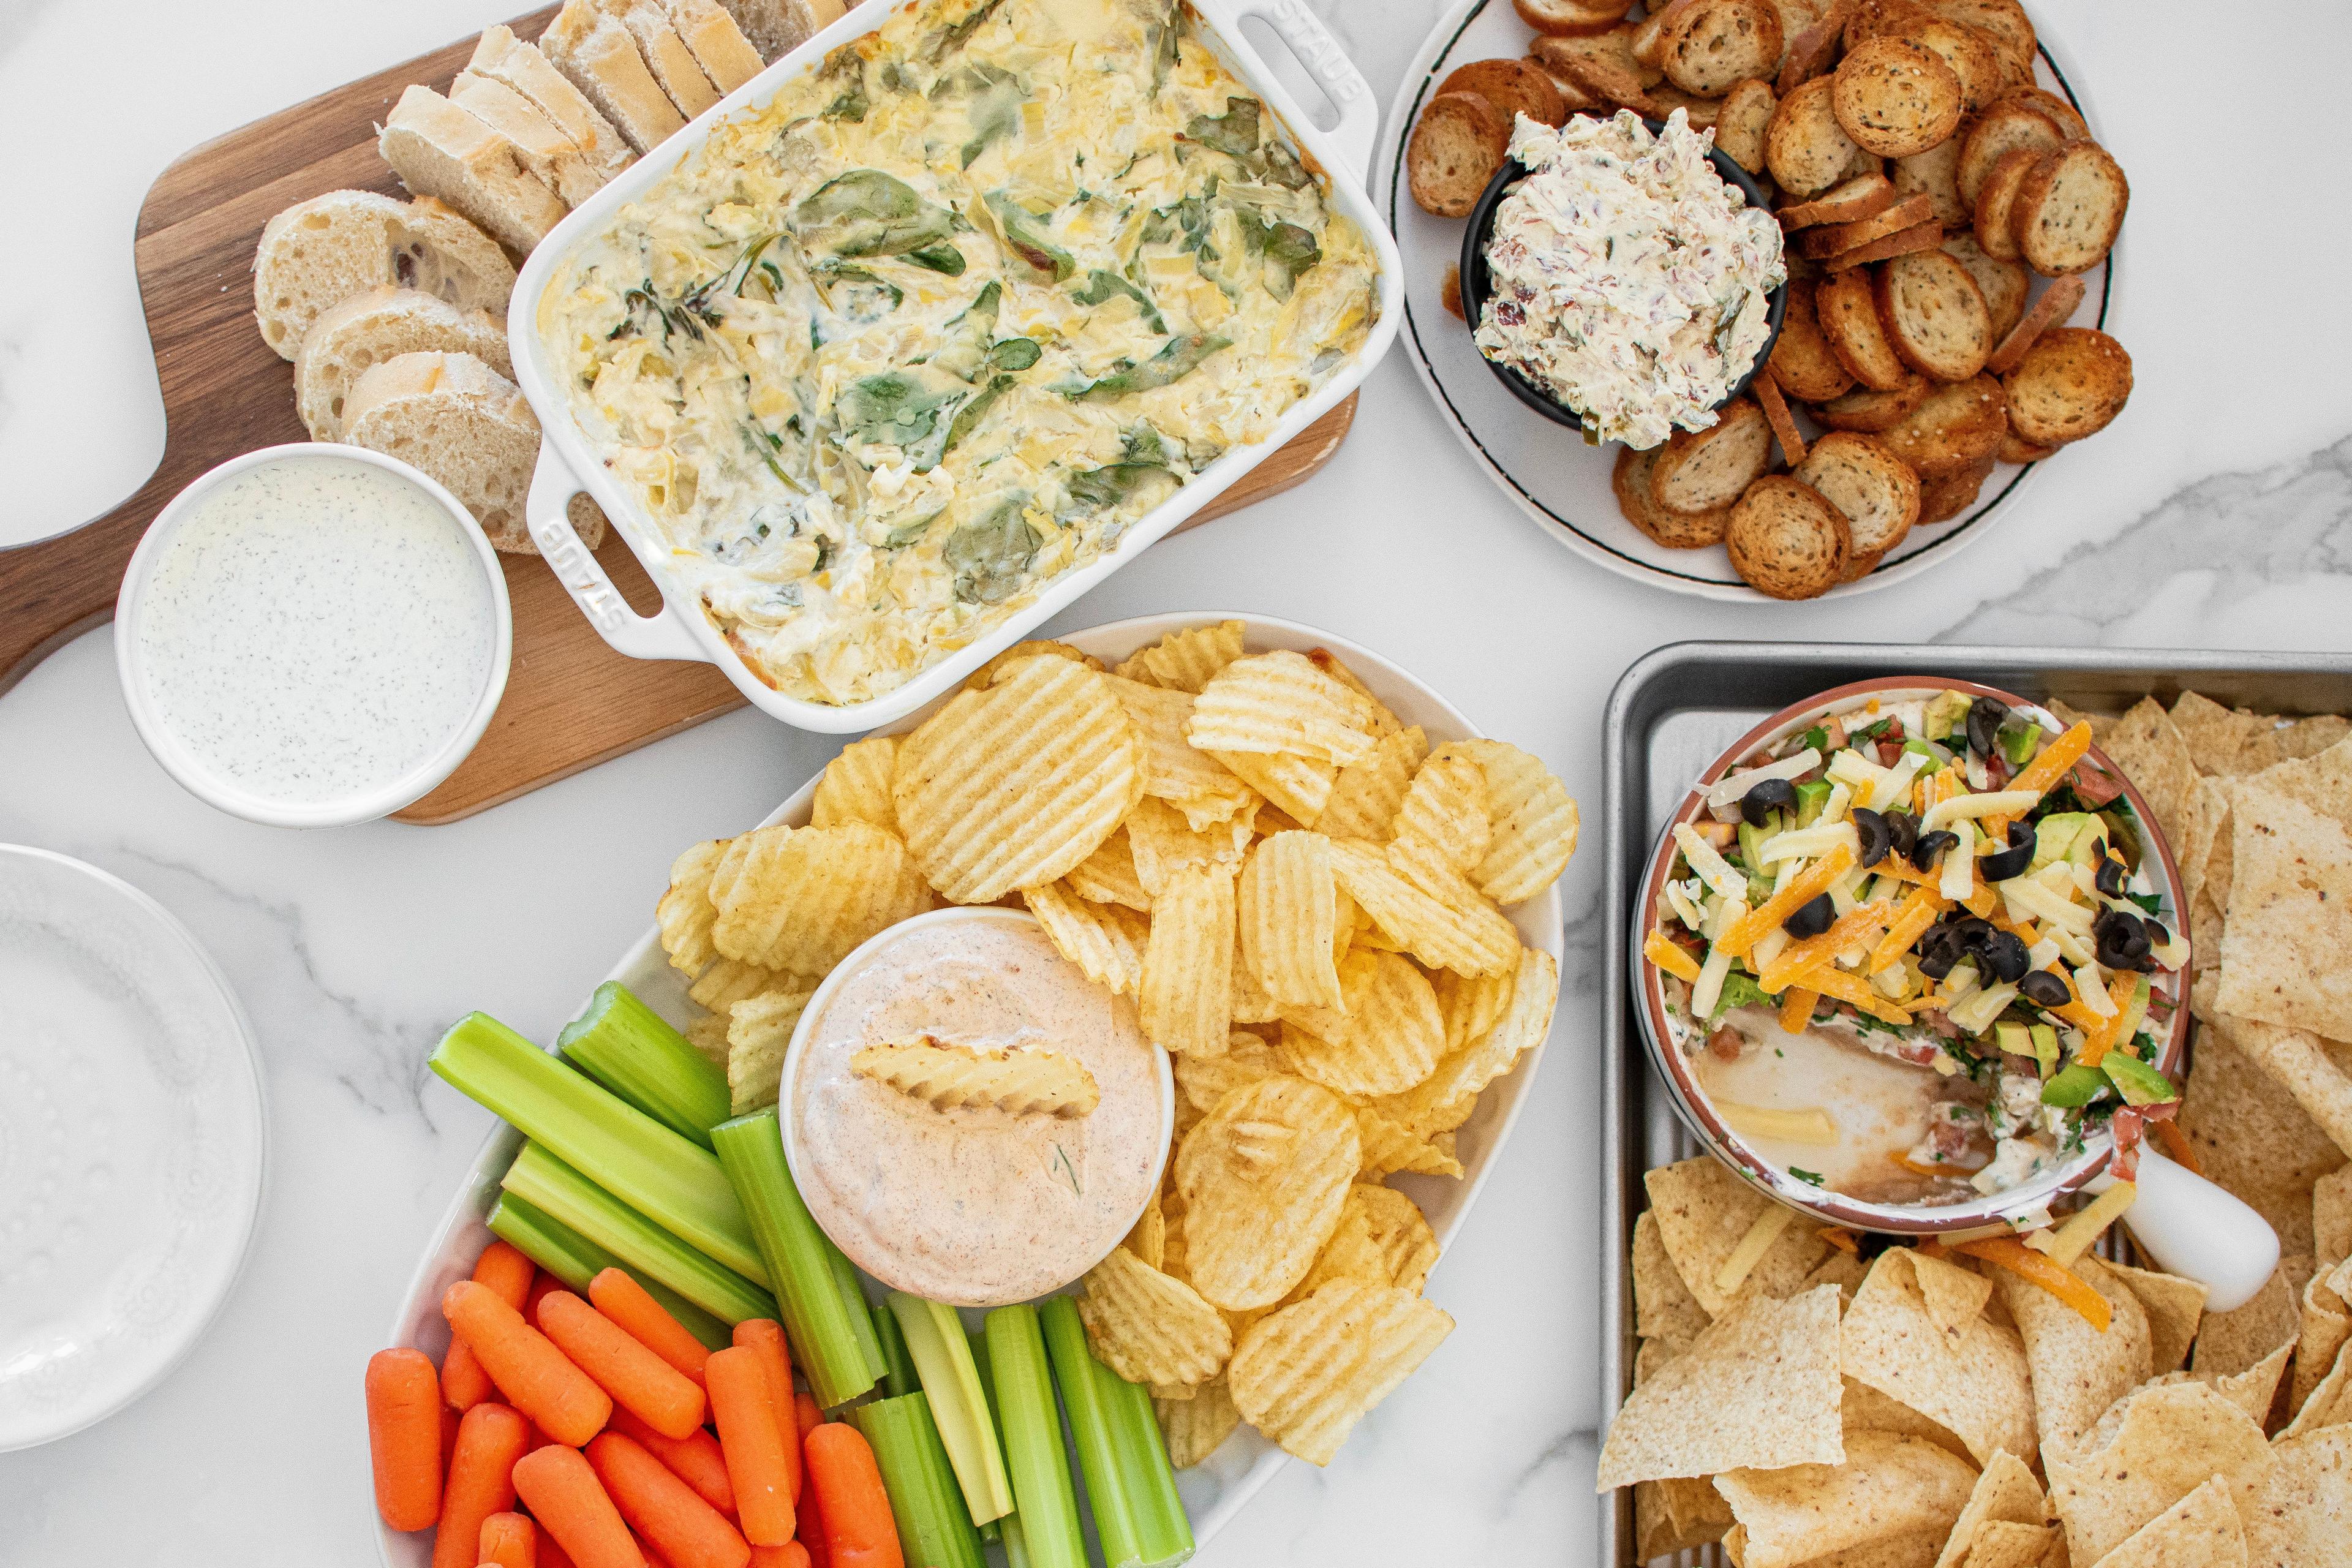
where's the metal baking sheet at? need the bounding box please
[1597,641,2352,1568]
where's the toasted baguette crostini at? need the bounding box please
[1874,372,2008,476]
[1615,445,1733,549]
[1941,234,2029,342]
[1407,92,1510,218]
[1873,248,1992,382]
[1727,476,1851,598]
[1808,372,1928,432]
[2012,140,2128,277]
[1815,266,1910,391]
[1983,271,2084,375]
[1649,400,1776,518]
[1777,171,1896,230]
[1831,36,1961,157]
[1513,0,1635,37]
[2000,327,2132,446]
[1792,431,1920,561]
[253,192,514,361]
[1713,79,1777,174]
[1438,58,1569,129]
[1752,374,1809,466]
[1659,0,1783,96]
[1768,278,1860,402]
[1765,75,1861,196]
[1955,97,2062,209]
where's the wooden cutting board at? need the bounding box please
[0,7,1357,824]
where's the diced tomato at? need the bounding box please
[1706,1026,1744,1063]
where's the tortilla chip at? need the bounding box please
[1632,1208,1713,1341]
[2177,775,2230,909]
[2196,1257,2307,1379]
[1662,1474,1734,1546]
[1992,1254,2153,1450]
[2090,1474,2247,1568]
[2045,700,2116,742]
[1964,1521,2056,1568]
[2214,783,2352,1042]
[1634,1333,1690,1387]
[1715,1430,1980,1568]
[2043,1382,2274,1566]
[1637,1477,1727,1557]
[2284,1333,2352,1438]
[2213,1012,2352,1160]
[1596,1286,1845,1488]
[1913,1251,1996,1341]
[1931,1449,2046,1568]
[1841,1250,2039,1468]
[2245,733,2352,831]
[2242,1424,2352,1567]
[2283,716,2352,760]
[1845,1376,1975,1463]
[2100,698,2201,850]
[2179,1030,2342,1258]
[2295,1257,2352,1414]
[1804,1248,1870,1305]
[1795,1531,1948,1567]
[1643,1157,1831,1317]
[2108,1262,2209,1374]
[2171,692,2286,777]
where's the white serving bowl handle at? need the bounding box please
[2086,1149,2279,1313]
[1191,0,1380,185]
[524,440,709,663]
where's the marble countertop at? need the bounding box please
[3,0,2349,1558]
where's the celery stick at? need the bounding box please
[486,1192,730,1349]
[985,1306,1085,1568]
[831,1237,890,1378]
[432,1013,767,1283]
[1041,1296,1140,1568]
[968,1332,1027,1566]
[889,1294,1014,1525]
[709,1110,881,1408]
[847,1393,987,1568]
[876,1301,919,1398]
[1093,1355,1193,1566]
[502,1142,776,1325]
[557,981,729,1148]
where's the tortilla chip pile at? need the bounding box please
[652,622,1577,1471]
[1603,1153,2352,1567]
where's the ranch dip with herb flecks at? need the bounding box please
[788,913,1165,1307]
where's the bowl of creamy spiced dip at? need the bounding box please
[782,907,1173,1309]
[1634,678,2200,1234]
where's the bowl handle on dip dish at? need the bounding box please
[525,440,710,663]
[2084,1150,2280,1313]
[1193,0,1381,186]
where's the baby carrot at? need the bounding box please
[527,1270,569,1327]
[732,1322,802,1504]
[513,1444,646,1568]
[707,1348,796,1546]
[434,1403,528,1568]
[448,1242,537,1411]
[750,1548,810,1568]
[795,1431,831,1568]
[612,1408,736,1516]
[794,1393,823,1444]
[803,1424,902,1568]
[588,1431,752,1568]
[443,1404,465,1471]
[480,1511,539,1568]
[540,1289,707,1440]
[592,1270,712,1387]
[444,1280,612,1447]
[365,1348,444,1532]
[540,1533,578,1568]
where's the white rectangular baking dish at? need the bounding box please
[378,612,1566,1567]
[508,0,1404,734]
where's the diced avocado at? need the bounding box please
[2000,723,2043,767]
[2031,812,2094,871]
[1737,815,1779,881]
[2068,816,2113,871]
[1793,780,1833,827]
[2040,1061,2109,1107]
[1901,738,1945,774]
[1994,1022,2032,1062]
[2029,1024,2060,1077]
[1922,691,1970,742]
[2101,1050,2177,1106]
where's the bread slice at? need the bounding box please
[1792,431,1920,559]
[450,72,609,206]
[253,191,514,360]
[1438,58,1569,129]
[1983,271,2084,375]
[379,85,569,255]
[1889,135,1966,228]
[1955,98,2061,208]
[1809,372,1926,432]
[1970,145,2041,260]
[1930,0,2034,86]
[714,0,845,62]
[1614,445,1732,549]
[607,0,723,118]
[1407,92,1509,218]
[1905,18,2000,113]
[1996,430,2059,465]
[1649,401,1774,516]
[1816,267,1910,390]
[1875,374,2007,476]
[1873,248,1991,380]
[469,26,636,182]
[1819,217,1940,271]
[1768,278,1858,401]
[1529,27,1662,106]
[662,0,764,93]
[1727,476,1850,598]
[343,351,573,554]
[1997,85,2086,141]
[1942,234,2029,341]
[1831,36,1961,157]
[1777,172,1896,230]
[1643,85,1725,129]
[1794,191,1934,258]
[1919,452,1996,522]
[295,285,511,439]
[2001,327,2131,445]
[1660,0,1783,96]
[1839,0,1934,47]
[1714,79,1777,173]
[2013,141,2128,277]
[1766,75,1861,196]
[1775,0,1848,92]
[1752,374,1808,465]
[1632,0,1700,66]
[543,0,688,154]
[1515,0,1635,37]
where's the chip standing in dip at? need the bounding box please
[786,909,1169,1310]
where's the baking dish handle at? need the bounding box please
[526,442,710,663]
[1212,0,1381,187]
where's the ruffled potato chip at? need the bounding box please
[1065,827,1151,910]
[1077,1245,1234,1388]
[1115,620,1245,693]
[1230,935,1280,1025]
[1125,796,1254,897]
[1156,1378,1242,1469]
[658,839,727,975]
[963,639,1103,690]
[1436,964,1517,1052]
[1176,1076,1360,1310]
[851,1038,1100,1118]
[1174,1030,1286,1114]
[1238,831,1345,1011]
[893,658,1144,903]
[810,736,901,835]
[1385,946,1557,1128]
[1355,1104,1465,1179]
[1327,837,1519,977]
[727,983,818,1115]
[1319,726,1430,842]
[1277,950,1447,1098]
[1393,748,1490,872]
[1206,747,1336,827]
[1303,649,1404,739]
[1456,739,1578,905]
[1106,675,1257,827]
[710,821,935,976]
[1140,864,1237,1058]
[689,957,796,1014]
[1186,651,1385,766]
[1298,1184,1439,1298]
[1022,881,1148,996]
[1125,1189,1166,1270]
[1227,1280,1453,1465]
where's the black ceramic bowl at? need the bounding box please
[1459,115,1789,438]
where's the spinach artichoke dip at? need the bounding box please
[542,0,1380,705]
[1474,110,1782,450]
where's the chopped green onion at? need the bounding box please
[557,982,730,1147]
[1042,1297,1193,1567]
[889,1294,1014,1525]
[985,1305,1085,1568]
[501,1142,776,1325]
[709,1110,882,1408]
[876,1300,919,1398]
[848,1393,988,1568]
[486,1191,730,1349]
[432,1012,767,1283]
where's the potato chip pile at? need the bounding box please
[651,621,1576,1471]
[1604,1153,2352,1566]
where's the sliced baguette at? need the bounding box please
[608,0,723,118]
[1766,74,1861,196]
[1649,400,1774,516]
[1614,445,1732,549]
[662,0,765,92]
[543,0,688,153]
[1873,248,1991,380]
[1919,451,1996,521]
[294,285,510,440]
[253,191,513,360]
[1407,92,1510,218]
[1875,373,2007,476]
[1905,18,2000,113]
[1775,0,1850,92]
[1889,135,1966,229]
[342,351,570,554]
[1794,191,1935,258]
[1438,58,1569,129]
[1983,271,2084,375]
[1792,431,1920,558]
[1831,36,1961,157]
[1996,430,2059,464]
[2000,327,2131,445]
[1714,78,1777,174]
[1815,266,1910,390]
[715,0,845,62]
[449,71,609,206]
[1514,0,1634,37]
[1809,372,1927,432]
[1996,85,2087,141]
[1929,0,2034,86]
[1970,145,2041,260]
[1633,0,1704,66]
[2013,140,2128,277]
[1777,172,1898,230]
[379,85,568,255]
[1768,278,1858,402]
[1660,0,1784,97]
[467,27,636,182]
[1954,97,2061,209]
[1727,476,1850,598]
[1942,233,2028,341]
[1819,217,1940,271]
[1529,27,1663,106]
[1753,373,1809,465]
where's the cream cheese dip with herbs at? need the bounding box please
[788,913,1165,1308]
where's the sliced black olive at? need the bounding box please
[2094,907,2152,971]
[1883,811,1919,861]
[2019,970,2073,1007]
[1784,893,1835,939]
[1980,820,2037,882]
[1852,807,1891,869]
[1950,915,1996,951]
[2094,853,2127,898]
[1917,929,1963,980]
[1966,696,2011,757]
[1912,829,1958,871]
[2144,919,2173,949]
[1741,777,1797,827]
[1983,929,2030,984]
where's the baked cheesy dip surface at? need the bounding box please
[542,0,1379,705]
